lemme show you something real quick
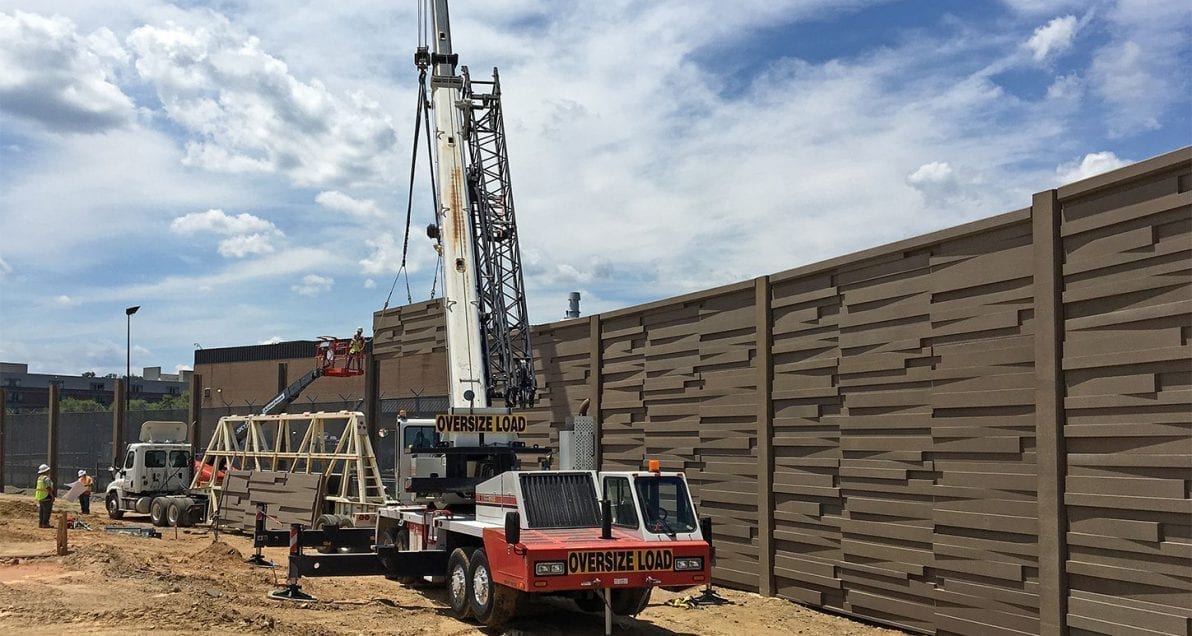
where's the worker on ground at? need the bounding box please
[34,464,54,528]
[77,469,93,514]
[348,327,365,371]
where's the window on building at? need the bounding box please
[4,378,18,388]
[131,384,143,394]
[167,387,180,395]
[91,382,106,391]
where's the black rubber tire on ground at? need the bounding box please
[468,549,521,628]
[165,499,184,527]
[379,524,418,584]
[610,587,652,616]
[175,497,195,527]
[573,592,603,613]
[149,497,168,527]
[446,548,472,620]
[313,514,341,553]
[106,492,124,520]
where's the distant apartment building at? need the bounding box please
[0,362,192,412]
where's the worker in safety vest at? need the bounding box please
[77,469,94,514]
[34,464,54,528]
[348,327,365,371]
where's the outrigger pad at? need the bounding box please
[245,554,275,568]
[267,585,317,602]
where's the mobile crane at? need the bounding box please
[268,2,713,630]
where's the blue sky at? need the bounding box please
[0,0,1188,376]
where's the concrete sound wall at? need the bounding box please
[372,147,1191,635]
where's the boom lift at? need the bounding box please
[270,2,713,630]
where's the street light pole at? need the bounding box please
[125,305,140,417]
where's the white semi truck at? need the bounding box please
[104,420,203,527]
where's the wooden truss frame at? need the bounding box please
[193,411,388,520]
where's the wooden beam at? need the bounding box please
[112,379,126,467]
[188,373,203,456]
[48,383,60,485]
[0,387,6,491]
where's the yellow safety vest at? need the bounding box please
[34,475,53,501]
[349,336,364,354]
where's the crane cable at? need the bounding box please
[383,65,442,309]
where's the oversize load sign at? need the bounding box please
[566,549,674,574]
[434,414,528,434]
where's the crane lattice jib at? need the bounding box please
[460,66,537,409]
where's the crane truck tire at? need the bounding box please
[610,587,652,616]
[573,593,603,613]
[446,548,473,619]
[149,497,168,527]
[467,549,520,628]
[105,492,124,519]
[379,524,417,584]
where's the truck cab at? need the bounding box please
[598,470,703,542]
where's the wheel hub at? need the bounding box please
[473,566,490,606]
[451,565,467,601]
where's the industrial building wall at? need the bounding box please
[369,147,1190,635]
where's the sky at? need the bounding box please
[0,0,1188,377]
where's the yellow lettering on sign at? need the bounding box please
[565,549,674,574]
[434,414,528,434]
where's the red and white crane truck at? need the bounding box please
[265,1,713,630]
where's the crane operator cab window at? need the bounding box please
[635,475,697,535]
[603,476,639,528]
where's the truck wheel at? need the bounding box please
[175,498,196,527]
[379,525,417,585]
[573,592,603,613]
[468,549,520,628]
[149,497,168,527]
[166,499,184,527]
[106,492,124,520]
[446,548,472,620]
[610,587,652,616]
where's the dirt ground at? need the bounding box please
[0,495,899,635]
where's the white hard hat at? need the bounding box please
[78,469,87,476]
[37,464,50,474]
[356,327,363,332]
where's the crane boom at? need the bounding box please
[427,0,490,424]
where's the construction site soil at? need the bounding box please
[0,495,899,635]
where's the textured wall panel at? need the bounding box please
[598,283,761,589]
[361,149,1192,635]
[1059,154,1192,636]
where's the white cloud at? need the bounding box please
[1056,151,1129,184]
[291,274,333,297]
[170,209,283,258]
[259,336,283,345]
[1091,40,1163,135]
[0,11,134,132]
[1001,1,1086,16]
[906,161,955,186]
[0,255,11,279]
[126,16,398,187]
[218,233,275,258]
[363,278,376,289]
[170,209,276,235]
[316,190,384,218]
[51,294,79,306]
[359,232,409,275]
[1026,15,1078,62]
